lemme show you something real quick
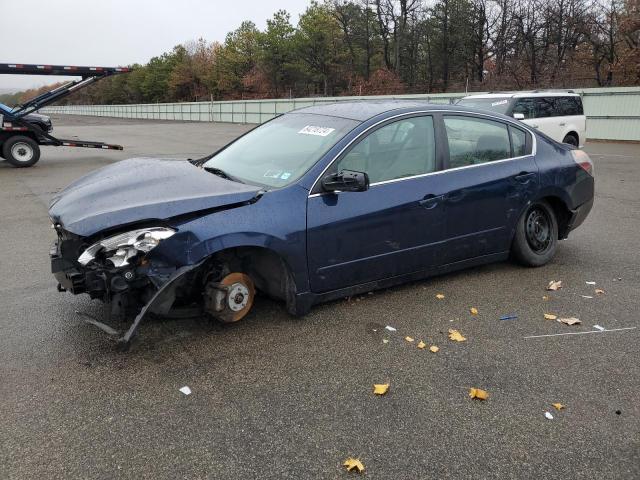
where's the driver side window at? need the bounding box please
[335,116,436,184]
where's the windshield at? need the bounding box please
[457,97,511,115]
[203,113,359,188]
[0,103,13,113]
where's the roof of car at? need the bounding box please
[291,100,434,121]
[462,91,580,100]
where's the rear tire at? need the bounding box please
[562,133,579,147]
[2,135,40,167]
[512,201,558,267]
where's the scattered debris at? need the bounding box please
[542,295,549,301]
[430,345,439,353]
[343,458,365,473]
[585,281,596,285]
[552,403,565,410]
[448,329,467,342]
[544,313,558,320]
[405,336,414,342]
[417,340,426,349]
[557,317,581,326]
[500,314,518,321]
[469,388,489,400]
[613,277,622,282]
[179,386,192,396]
[385,325,397,332]
[616,410,622,415]
[436,293,445,299]
[382,339,389,344]
[470,307,479,315]
[373,384,389,395]
[595,288,605,295]
[581,295,593,299]
[547,280,562,291]
[593,325,605,331]
[544,411,554,420]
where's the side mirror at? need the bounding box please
[321,169,369,193]
[513,113,525,120]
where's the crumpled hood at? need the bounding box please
[49,157,262,236]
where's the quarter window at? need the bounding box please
[335,116,436,184]
[510,126,528,157]
[444,116,511,168]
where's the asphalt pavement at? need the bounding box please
[1,115,638,479]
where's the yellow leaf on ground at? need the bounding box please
[595,288,605,295]
[557,317,581,325]
[542,295,549,301]
[436,293,445,299]
[417,341,426,349]
[470,307,479,315]
[469,388,489,400]
[547,280,562,291]
[405,336,414,342]
[430,345,439,353]
[343,457,365,473]
[448,329,467,342]
[544,313,558,320]
[373,384,389,395]
[552,403,565,410]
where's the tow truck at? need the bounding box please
[0,63,130,167]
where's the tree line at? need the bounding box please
[2,0,638,106]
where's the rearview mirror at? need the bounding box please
[513,113,525,120]
[321,169,369,193]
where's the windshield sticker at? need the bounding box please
[280,172,292,180]
[298,125,335,137]
[491,99,509,107]
[263,170,283,179]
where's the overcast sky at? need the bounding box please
[0,0,309,92]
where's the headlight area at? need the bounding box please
[78,227,176,267]
[51,227,178,319]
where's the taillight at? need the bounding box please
[570,149,593,176]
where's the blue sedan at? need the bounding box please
[49,101,594,346]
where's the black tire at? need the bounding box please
[512,200,558,267]
[2,135,40,167]
[562,133,579,147]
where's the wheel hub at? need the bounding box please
[11,142,33,162]
[525,208,551,253]
[204,272,255,322]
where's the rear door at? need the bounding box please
[439,114,538,263]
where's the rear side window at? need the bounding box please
[534,98,557,118]
[444,116,511,168]
[555,96,583,115]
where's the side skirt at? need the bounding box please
[295,251,510,311]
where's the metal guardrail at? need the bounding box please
[41,87,640,141]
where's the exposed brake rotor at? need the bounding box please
[204,272,255,323]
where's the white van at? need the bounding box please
[457,91,586,147]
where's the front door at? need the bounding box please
[306,115,446,293]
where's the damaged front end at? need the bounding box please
[50,224,201,349]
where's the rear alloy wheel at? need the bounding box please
[562,133,579,147]
[512,201,558,267]
[2,135,41,167]
[205,272,256,323]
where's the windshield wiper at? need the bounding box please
[203,166,244,184]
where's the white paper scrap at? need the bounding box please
[179,386,192,395]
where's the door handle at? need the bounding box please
[419,194,442,209]
[531,124,539,128]
[514,172,536,183]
